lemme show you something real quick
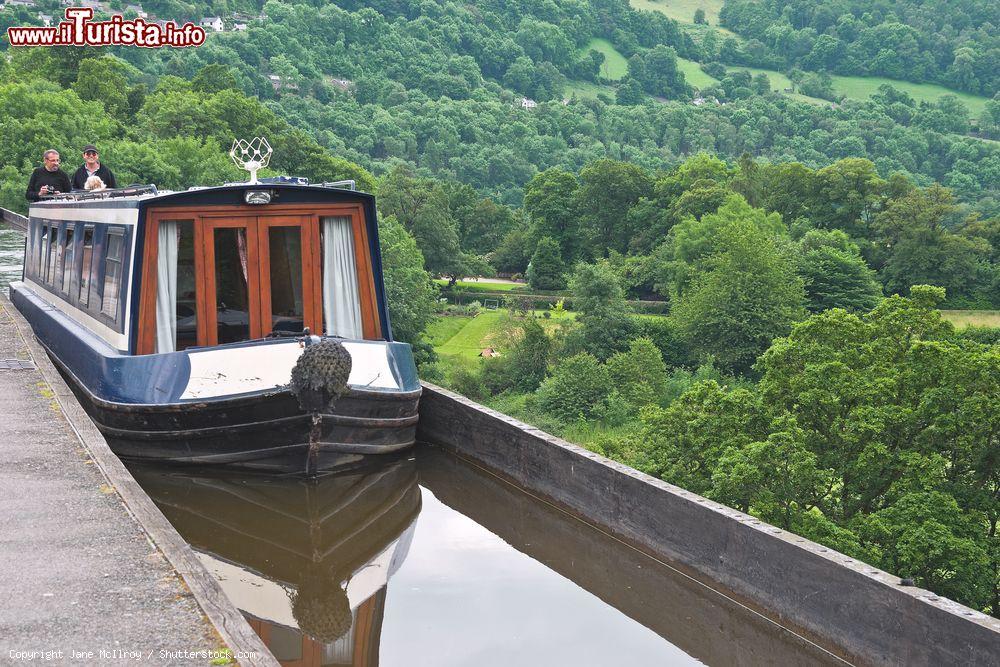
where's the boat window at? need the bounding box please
[320,216,362,338]
[32,225,42,279]
[79,226,94,308]
[60,226,74,295]
[32,223,46,280]
[213,227,251,344]
[47,224,61,286]
[267,225,304,334]
[155,220,196,353]
[101,228,125,320]
[26,223,37,277]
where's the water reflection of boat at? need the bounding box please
[131,456,420,666]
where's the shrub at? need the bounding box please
[535,353,612,421]
[418,362,446,384]
[606,337,668,406]
[482,319,552,394]
[448,366,487,400]
[633,316,690,368]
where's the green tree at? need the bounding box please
[694,8,707,25]
[73,57,132,118]
[491,226,534,275]
[672,217,806,374]
[711,416,831,529]
[654,194,785,300]
[378,215,438,355]
[797,230,882,312]
[574,159,653,257]
[523,168,580,261]
[855,492,991,610]
[527,237,566,290]
[377,166,473,280]
[636,381,765,493]
[874,185,989,305]
[813,158,885,237]
[192,64,240,94]
[568,261,638,360]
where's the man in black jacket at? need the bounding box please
[25,149,72,202]
[71,144,117,191]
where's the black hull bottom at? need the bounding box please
[51,356,420,475]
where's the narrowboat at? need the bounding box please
[130,455,420,663]
[10,178,421,473]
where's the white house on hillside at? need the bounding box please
[520,97,538,109]
[200,16,223,32]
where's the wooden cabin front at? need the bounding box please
[136,198,383,354]
[22,185,390,357]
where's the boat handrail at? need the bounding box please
[39,184,159,202]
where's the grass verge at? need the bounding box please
[940,310,1000,328]
[584,37,629,81]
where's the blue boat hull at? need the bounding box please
[11,283,421,473]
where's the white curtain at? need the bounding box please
[322,216,363,338]
[155,221,179,353]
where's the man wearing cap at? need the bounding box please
[25,149,72,202]
[71,144,117,191]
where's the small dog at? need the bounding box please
[84,175,106,191]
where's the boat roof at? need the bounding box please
[28,182,373,212]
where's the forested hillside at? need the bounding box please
[719,0,998,96]
[1,0,998,617]
[26,0,993,212]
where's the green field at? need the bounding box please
[940,310,1000,328]
[629,0,726,28]
[729,67,794,92]
[431,311,503,369]
[565,79,618,101]
[632,0,989,117]
[585,37,629,81]
[829,75,988,116]
[429,309,575,369]
[680,59,830,104]
[677,57,719,90]
[424,315,474,347]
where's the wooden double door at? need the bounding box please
[138,204,381,355]
[199,214,322,346]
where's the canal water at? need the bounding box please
[0,228,24,288]
[128,448,846,666]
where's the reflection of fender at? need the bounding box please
[131,455,420,657]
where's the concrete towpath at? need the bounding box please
[0,296,275,665]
